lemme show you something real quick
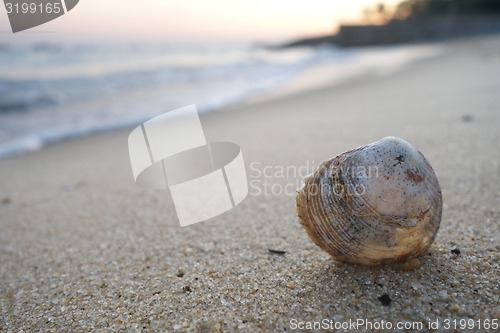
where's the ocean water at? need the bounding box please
[0,42,442,158]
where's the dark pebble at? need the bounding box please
[269,249,286,255]
[378,294,392,306]
[451,248,461,255]
[182,285,192,292]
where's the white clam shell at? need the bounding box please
[296,136,442,265]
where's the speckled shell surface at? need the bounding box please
[296,137,442,265]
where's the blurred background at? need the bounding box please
[1,0,499,158]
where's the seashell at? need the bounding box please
[296,136,442,265]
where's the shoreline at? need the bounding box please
[1,35,499,331]
[0,37,455,161]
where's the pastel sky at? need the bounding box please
[1,0,401,43]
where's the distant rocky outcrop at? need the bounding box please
[280,14,500,48]
[281,0,500,50]
[336,15,500,47]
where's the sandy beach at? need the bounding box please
[1,35,499,332]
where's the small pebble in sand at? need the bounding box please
[1,197,12,205]
[461,114,473,122]
[286,281,295,289]
[176,270,185,277]
[402,258,421,271]
[411,281,423,290]
[450,304,461,312]
[451,248,461,255]
[182,285,192,293]
[378,294,392,306]
[438,290,448,299]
